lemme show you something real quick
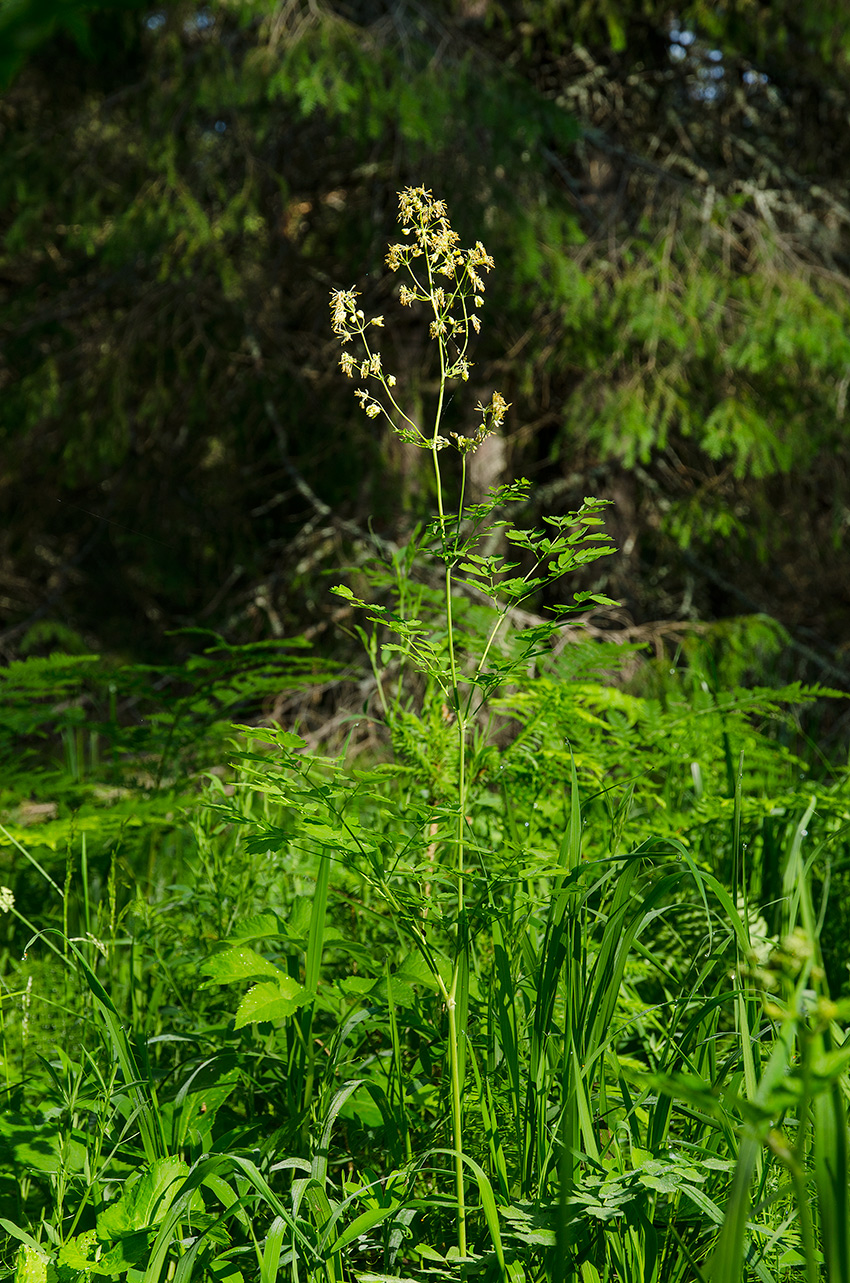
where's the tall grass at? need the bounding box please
[0,189,848,1283]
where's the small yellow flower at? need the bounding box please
[329,288,358,333]
[468,241,495,270]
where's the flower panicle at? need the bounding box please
[330,188,508,454]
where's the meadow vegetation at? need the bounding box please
[1,190,850,1283]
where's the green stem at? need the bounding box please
[426,239,467,1258]
[0,988,10,1100]
[791,1034,820,1283]
[447,992,468,1257]
[456,451,467,543]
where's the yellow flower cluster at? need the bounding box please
[330,187,507,453]
[450,392,512,454]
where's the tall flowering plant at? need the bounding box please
[329,188,616,1257]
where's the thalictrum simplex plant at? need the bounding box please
[327,187,621,1258]
[205,187,618,1266]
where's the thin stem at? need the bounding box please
[365,628,390,719]
[426,229,468,1258]
[446,993,467,1256]
[0,987,10,1100]
[457,452,467,544]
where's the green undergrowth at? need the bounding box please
[2,615,848,1283]
[1,190,850,1283]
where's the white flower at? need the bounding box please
[0,887,13,914]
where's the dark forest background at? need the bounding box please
[3,0,850,708]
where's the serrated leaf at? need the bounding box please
[242,828,290,855]
[234,977,309,1028]
[57,1230,97,1272]
[201,947,285,985]
[396,951,448,990]
[507,1225,556,1246]
[228,912,287,942]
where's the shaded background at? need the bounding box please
[2,0,850,703]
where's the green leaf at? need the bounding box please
[97,1158,193,1240]
[208,1258,246,1283]
[94,1231,152,1277]
[201,947,287,985]
[14,1245,55,1283]
[228,913,288,942]
[356,1274,420,1283]
[368,974,415,1008]
[637,1169,681,1194]
[57,1230,98,1274]
[396,951,448,990]
[234,977,310,1028]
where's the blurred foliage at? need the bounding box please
[1,0,850,701]
[0,0,146,88]
[0,637,333,887]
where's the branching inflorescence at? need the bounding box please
[330,186,509,457]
